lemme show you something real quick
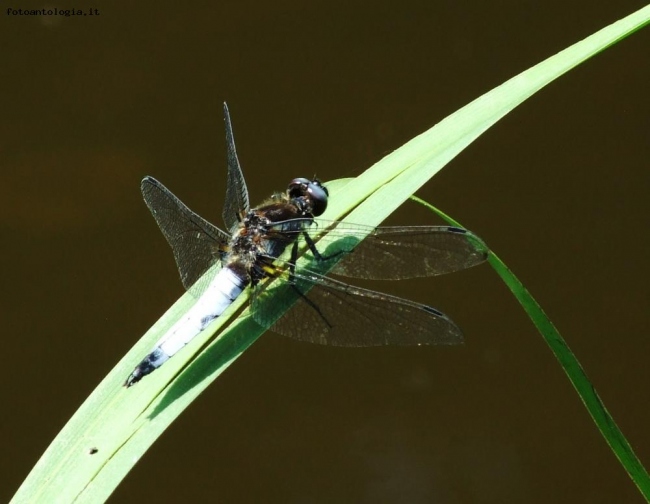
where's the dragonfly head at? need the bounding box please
[287,178,329,217]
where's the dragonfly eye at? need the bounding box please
[307,179,328,216]
[288,178,329,216]
[288,178,311,195]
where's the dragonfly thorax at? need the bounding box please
[226,184,320,286]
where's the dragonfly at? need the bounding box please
[125,104,488,387]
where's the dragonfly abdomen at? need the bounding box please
[125,267,247,387]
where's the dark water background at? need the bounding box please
[1,2,649,503]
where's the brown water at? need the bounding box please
[1,3,649,503]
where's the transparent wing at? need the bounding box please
[221,102,250,233]
[141,176,230,291]
[267,219,488,280]
[251,266,464,346]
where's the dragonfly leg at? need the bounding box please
[288,282,333,329]
[301,230,348,262]
[285,240,333,329]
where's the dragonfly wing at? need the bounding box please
[221,102,250,233]
[309,222,488,280]
[251,267,464,346]
[141,176,230,291]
